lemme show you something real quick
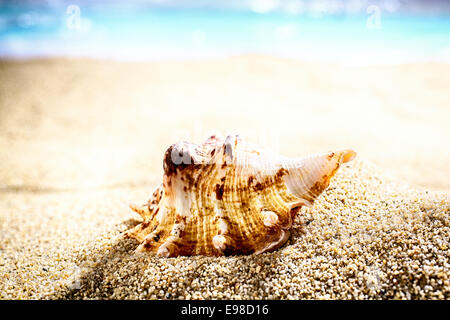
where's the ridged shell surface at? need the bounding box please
[125,134,356,257]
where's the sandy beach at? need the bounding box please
[0,56,449,299]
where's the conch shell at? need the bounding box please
[124,134,356,257]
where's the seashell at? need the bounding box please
[124,134,356,257]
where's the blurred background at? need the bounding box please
[1,0,450,63]
[0,0,449,191]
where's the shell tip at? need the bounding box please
[129,203,150,218]
[341,149,356,163]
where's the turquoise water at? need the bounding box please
[1,3,450,64]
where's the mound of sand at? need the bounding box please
[1,159,448,299]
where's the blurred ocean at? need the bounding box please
[0,0,450,65]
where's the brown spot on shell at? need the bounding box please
[175,214,186,224]
[215,183,224,200]
[254,182,264,191]
[309,180,327,197]
[144,242,152,249]
[276,168,288,178]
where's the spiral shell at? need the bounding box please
[124,134,356,257]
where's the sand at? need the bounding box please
[0,56,449,299]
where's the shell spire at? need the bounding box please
[124,134,356,257]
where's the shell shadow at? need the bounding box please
[49,219,142,299]
[49,217,308,299]
[121,217,141,230]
